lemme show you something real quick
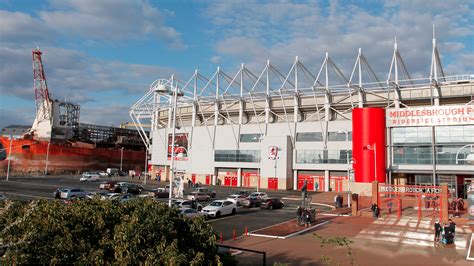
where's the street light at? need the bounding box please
[456,144,474,165]
[44,142,51,176]
[6,133,13,181]
[338,130,351,207]
[153,80,183,207]
[120,147,124,171]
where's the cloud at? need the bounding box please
[40,0,186,49]
[0,107,35,130]
[0,10,53,45]
[203,0,474,80]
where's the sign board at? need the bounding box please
[379,184,441,194]
[268,146,278,160]
[386,105,474,127]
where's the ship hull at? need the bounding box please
[0,137,146,176]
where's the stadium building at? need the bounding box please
[131,35,474,199]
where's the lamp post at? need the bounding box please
[120,147,124,171]
[6,133,13,181]
[44,142,51,176]
[339,130,351,207]
[455,144,474,165]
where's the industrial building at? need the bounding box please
[131,35,474,199]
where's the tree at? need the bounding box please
[0,198,237,265]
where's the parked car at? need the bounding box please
[249,192,268,200]
[148,188,169,198]
[237,190,251,197]
[179,208,206,219]
[172,199,203,211]
[227,194,248,206]
[54,188,87,200]
[106,168,119,176]
[187,192,211,202]
[99,181,117,190]
[98,171,109,177]
[80,172,100,182]
[261,198,284,210]
[86,191,109,199]
[112,182,143,194]
[201,200,237,218]
[102,193,134,202]
[194,187,216,198]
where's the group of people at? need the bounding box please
[434,219,456,245]
[334,194,344,208]
[296,206,314,227]
[186,178,201,188]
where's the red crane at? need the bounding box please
[32,47,52,122]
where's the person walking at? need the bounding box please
[314,182,319,192]
[304,209,311,227]
[371,203,379,219]
[449,219,456,237]
[296,206,303,226]
[387,200,393,215]
[336,194,343,208]
[434,220,441,242]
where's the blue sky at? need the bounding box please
[0,0,473,129]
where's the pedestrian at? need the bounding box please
[434,220,441,242]
[334,194,338,208]
[296,206,303,225]
[314,182,319,192]
[449,219,456,237]
[337,194,343,208]
[371,203,379,219]
[304,209,311,227]
[387,201,393,215]
[187,178,192,188]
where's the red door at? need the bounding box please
[224,176,231,186]
[205,175,211,185]
[317,177,325,191]
[191,174,196,184]
[243,175,250,187]
[231,176,238,187]
[268,178,278,190]
[297,175,315,191]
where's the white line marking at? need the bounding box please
[3,192,50,199]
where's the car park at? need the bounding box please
[148,188,169,198]
[227,194,248,206]
[194,187,216,198]
[201,200,237,218]
[112,182,143,194]
[172,199,203,211]
[54,188,87,200]
[99,181,117,190]
[187,192,211,202]
[80,172,100,182]
[260,198,284,210]
[179,208,206,219]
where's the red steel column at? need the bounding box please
[352,108,386,183]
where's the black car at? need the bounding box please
[113,182,143,194]
[260,198,284,210]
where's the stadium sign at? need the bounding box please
[386,105,474,127]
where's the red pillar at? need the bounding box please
[352,108,386,183]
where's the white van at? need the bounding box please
[106,168,119,176]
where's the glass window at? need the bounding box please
[296,132,323,142]
[436,145,472,165]
[393,146,432,165]
[240,134,262,143]
[392,127,431,144]
[296,149,352,164]
[215,150,260,163]
[328,132,352,142]
[436,125,474,143]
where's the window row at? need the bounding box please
[295,131,352,142]
[392,125,474,144]
[296,150,352,164]
[214,150,260,163]
[392,145,472,165]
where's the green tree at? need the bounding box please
[0,198,236,265]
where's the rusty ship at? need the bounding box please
[0,48,146,176]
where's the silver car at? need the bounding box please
[55,188,87,200]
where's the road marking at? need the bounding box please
[0,180,61,188]
[3,192,51,199]
[205,214,241,223]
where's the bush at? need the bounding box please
[0,198,236,265]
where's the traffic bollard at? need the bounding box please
[219,232,223,244]
[244,226,248,236]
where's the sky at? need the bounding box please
[0,0,473,129]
